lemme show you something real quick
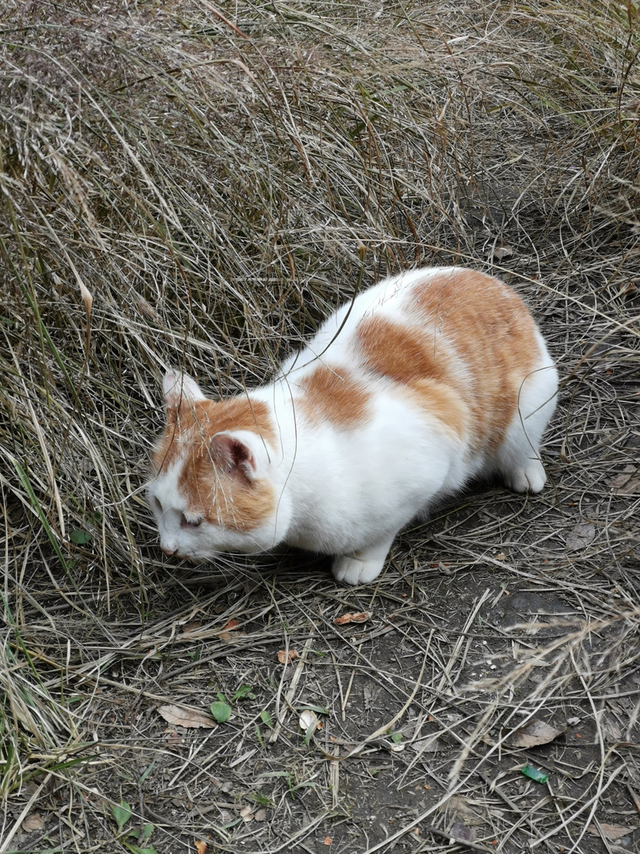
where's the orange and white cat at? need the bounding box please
[148,267,557,585]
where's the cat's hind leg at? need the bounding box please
[332,535,396,585]
[496,361,558,495]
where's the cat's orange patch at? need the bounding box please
[409,269,539,452]
[355,317,451,387]
[355,317,465,437]
[152,398,275,474]
[177,440,276,532]
[355,270,540,451]
[152,397,276,531]
[405,378,467,439]
[298,364,370,428]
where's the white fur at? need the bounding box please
[149,267,558,584]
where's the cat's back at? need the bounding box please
[274,267,553,459]
[280,266,544,378]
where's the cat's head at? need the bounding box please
[148,371,284,560]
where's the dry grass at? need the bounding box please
[0,1,639,852]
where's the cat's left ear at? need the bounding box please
[211,433,256,482]
[162,370,206,409]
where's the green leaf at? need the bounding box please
[112,801,132,833]
[70,528,91,545]
[250,791,272,806]
[297,704,329,715]
[303,720,316,745]
[390,731,403,744]
[260,709,273,727]
[210,701,232,723]
[139,759,156,786]
[232,684,255,702]
[140,823,154,844]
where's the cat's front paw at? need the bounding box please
[332,553,385,585]
[504,459,547,494]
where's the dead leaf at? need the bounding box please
[507,719,565,748]
[450,821,474,842]
[240,805,253,821]
[254,808,267,822]
[442,796,484,826]
[565,522,595,552]
[333,611,371,625]
[602,715,623,742]
[21,813,45,833]
[618,281,637,296]
[277,649,298,664]
[157,705,216,729]
[608,466,640,495]
[412,737,442,754]
[194,841,207,854]
[620,476,640,494]
[492,246,514,261]
[587,823,634,841]
[608,465,638,491]
[182,620,202,635]
[220,619,245,642]
[323,837,332,846]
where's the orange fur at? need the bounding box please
[177,440,276,532]
[299,364,371,428]
[152,398,274,474]
[409,269,538,452]
[152,397,276,531]
[355,315,466,437]
[340,270,540,451]
[355,316,452,386]
[405,378,468,439]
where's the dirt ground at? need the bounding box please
[7,477,640,853]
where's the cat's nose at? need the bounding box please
[161,545,177,556]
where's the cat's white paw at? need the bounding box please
[504,459,547,494]
[332,553,385,585]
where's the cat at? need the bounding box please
[148,267,558,585]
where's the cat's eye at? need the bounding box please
[180,513,202,529]
[152,497,163,514]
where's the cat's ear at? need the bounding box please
[211,433,256,482]
[162,370,206,409]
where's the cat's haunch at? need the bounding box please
[148,267,558,585]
